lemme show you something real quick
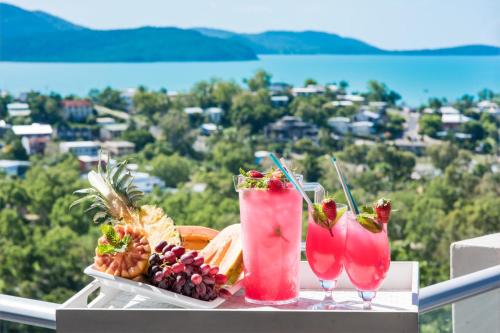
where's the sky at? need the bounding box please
[2,0,500,50]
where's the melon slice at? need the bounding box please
[178,225,219,250]
[199,224,243,285]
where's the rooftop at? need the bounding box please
[7,102,30,110]
[102,140,135,148]
[102,123,129,131]
[59,141,101,148]
[62,100,92,108]
[0,160,30,168]
[440,106,460,114]
[12,123,53,136]
[442,113,471,124]
[184,107,203,115]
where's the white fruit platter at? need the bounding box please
[84,265,243,309]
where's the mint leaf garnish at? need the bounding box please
[98,225,131,255]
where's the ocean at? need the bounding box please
[1,55,499,106]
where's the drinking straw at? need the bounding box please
[330,156,359,215]
[268,153,313,207]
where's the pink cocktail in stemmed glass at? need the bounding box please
[305,203,347,309]
[344,211,391,308]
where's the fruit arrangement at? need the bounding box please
[355,198,393,233]
[72,155,243,302]
[237,168,290,191]
[147,242,231,301]
[94,224,151,279]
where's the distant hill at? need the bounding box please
[1,3,499,62]
[0,3,257,62]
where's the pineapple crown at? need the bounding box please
[70,153,144,224]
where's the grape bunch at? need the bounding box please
[147,241,232,301]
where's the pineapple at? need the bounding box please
[71,154,180,248]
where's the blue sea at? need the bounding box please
[1,55,499,106]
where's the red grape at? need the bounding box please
[200,264,210,275]
[172,262,185,273]
[215,274,227,285]
[172,246,185,257]
[163,251,176,264]
[209,267,219,276]
[154,240,168,253]
[191,273,202,285]
[180,253,194,265]
[192,256,204,266]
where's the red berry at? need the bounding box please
[163,251,176,264]
[153,271,163,282]
[215,274,227,285]
[209,266,219,276]
[322,198,337,221]
[191,273,202,285]
[374,198,391,223]
[248,170,264,178]
[200,263,210,275]
[162,266,173,278]
[267,178,283,191]
[193,256,204,266]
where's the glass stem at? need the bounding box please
[320,280,336,303]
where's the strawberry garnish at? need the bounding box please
[248,170,264,178]
[267,178,284,191]
[322,198,337,221]
[374,198,391,223]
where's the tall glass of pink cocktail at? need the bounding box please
[344,211,391,308]
[306,202,347,309]
[235,170,321,305]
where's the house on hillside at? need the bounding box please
[7,102,31,117]
[0,160,30,177]
[442,113,471,130]
[328,117,351,135]
[121,88,137,112]
[269,82,291,95]
[184,107,203,116]
[200,123,218,136]
[62,100,93,122]
[338,94,365,103]
[96,117,116,126]
[102,141,135,156]
[12,123,53,154]
[56,124,96,141]
[330,100,354,107]
[206,107,223,123]
[270,95,289,108]
[0,120,11,136]
[59,141,100,157]
[351,121,375,137]
[264,116,319,142]
[77,155,105,173]
[100,123,128,140]
[131,171,165,193]
[440,106,460,115]
[291,85,325,97]
[354,109,382,124]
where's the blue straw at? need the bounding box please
[330,156,360,215]
[268,153,313,206]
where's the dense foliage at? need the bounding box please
[1,71,499,333]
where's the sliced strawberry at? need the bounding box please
[322,198,337,221]
[248,170,264,178]
[374,198,391,223]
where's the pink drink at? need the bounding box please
[344,212,391,291]
[238,184,303,304]
[306,210,346,281]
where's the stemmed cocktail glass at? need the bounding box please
[306,200,347,310]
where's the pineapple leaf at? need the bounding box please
[111,161,128,186]
[74,188,97,195]
[69,194,97,210]
[92,211,108,223]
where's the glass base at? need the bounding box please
[358,290,377,309]
[245,297,298,306]
[308,300,337,310]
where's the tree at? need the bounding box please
[151,154,192,187]
[159,109,194,155]
[419,114,443,137]
[49,195,89,235]
[304,78,317,86]
[121,122,155,151]
[427,143,459,171]
[91,87,127,110]
[229,91,274,133]
[366,80,401,105]
[133,89,169,120]
[245,70,271,92]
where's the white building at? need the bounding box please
[270,96,289,107]
[328,117,351,135]
[102,141,135,156]
[120,88,137,112]
[330,100,354,107]
[442,113,471,130]
[59,141,100,156]
[132,171,165,193]
[100,123,128,140]
[184,107,203,115]
[291,85,325,97]
[355,109,381,124]
[200,123,218,136]
[440,106,460,115]
[0,160,30,177]
[205,107,223,123]
[351,121,375,137]
[339,94,365,103]
[12,123,53,154]
[62,100,93,121]
[96,117,116,126]
[7,102,31,117]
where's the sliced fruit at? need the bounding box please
[94,224,151,278]
[374,198,392,224]
[177,225,219,250]
[140,205,180,249]
[199,224,243,285]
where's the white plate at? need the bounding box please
[84,265,243,309]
